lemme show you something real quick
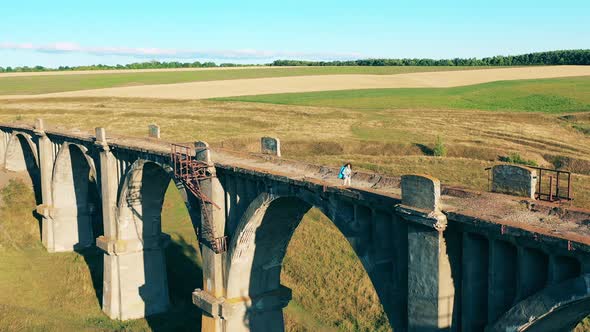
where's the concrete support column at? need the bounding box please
[97,131,172,320]
[94,128,128,319]
[97,234,170,319]
[33,119,55,252]
[461,233,489,330]
[487,240,518,323]
[406,222,454,330]
[516,247,548,301]
[193,141,227,332]
[390,213,409,329]
[398,174,455,331]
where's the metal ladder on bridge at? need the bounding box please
[170,144,228,254]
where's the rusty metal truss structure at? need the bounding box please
[170,143,227,253]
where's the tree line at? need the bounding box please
[0,61,261,73]
[1,50,588,73]
[271,50,590,67]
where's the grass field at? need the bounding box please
[218,76,590,114]
[0,66,493,95]
[2,74,590,331]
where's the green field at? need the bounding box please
[0,66,496,95]
[217,76,590,114]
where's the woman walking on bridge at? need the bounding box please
[339,163,352,186]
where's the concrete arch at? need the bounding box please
[110,159,197,320]
[224,191,390,331]
[4,132,41,202]
[488,274,590,332]
[117,160,173,245]
[50,143,100,252]
[4,132,38,171]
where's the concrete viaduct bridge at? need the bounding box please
[2,119,590,332]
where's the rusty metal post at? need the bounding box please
[538,169,542,200]
[556,172,560,200]
[568,173,572,200]
[549,175,553,202]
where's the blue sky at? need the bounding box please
[1,0,589,67]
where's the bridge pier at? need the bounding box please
[399,174,456,331]
[94,128,126,319]
[193,141,228,332]
[95,128,171,320]
[98,235,170,320]
[33,119,55,251]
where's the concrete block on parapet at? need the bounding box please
[401,174,441,212]
[492,164,537,199]
[194,141,211,164]
[261,136,281,157]
[148,124,160,139]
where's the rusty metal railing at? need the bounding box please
[530,166,573,202]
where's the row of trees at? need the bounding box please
[271,50,590,67]
[0,60,260,73]
[1,50,588,73]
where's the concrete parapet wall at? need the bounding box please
[261,136,281,157]
[401,174,441,211]
[492,164,537,199]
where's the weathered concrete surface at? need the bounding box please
[401,174,441,211]
[148,124,160,139]
[194,139,228,331]
[488,274,590,332]
[407,222,456,330]
[399,179,455,330]
[492,164,537,199]
[260,136,281,157]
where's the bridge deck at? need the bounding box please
[3,122,590,249]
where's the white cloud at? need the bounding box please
[0,42,362,60]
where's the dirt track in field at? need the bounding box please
[1,66,589,100]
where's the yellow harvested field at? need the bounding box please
[2,66,589,100]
